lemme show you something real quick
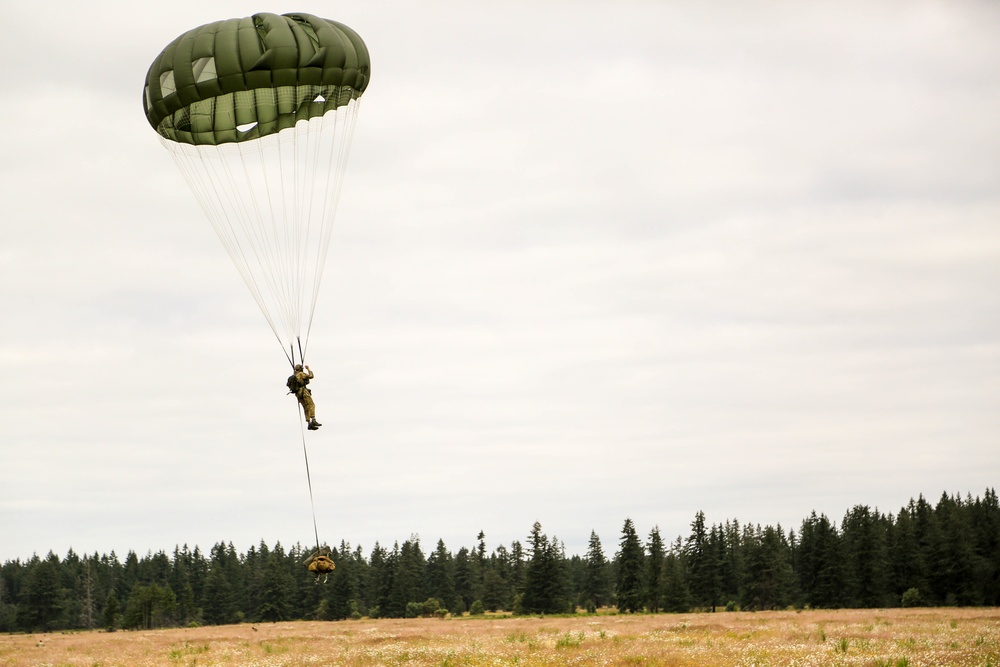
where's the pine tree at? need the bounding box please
[508,541,526,597]
[453,547,479,613]
[582,530,609,610]
[325,543,358,620]
[742,524,795,610]
[841,505,891,607]
[102,589,120,631]
[720,520,743,606]
[256,551,293,622]
[426,539,457,608]
[662,541,691,613]
[796,511,844,608]
[481,567,508,612]
[970,488,1000,605]
[685,511,716,611]
[170,545,199,626]
[934,493,982,605]
[522,522,569,614]
[21,556,64,631]
[615,518,644,613]
[201,567,235,624]
[123,583,176,629]
[645,527,665,613]
[366,543,393,617]
[389,536,426,617]
[521,522,549,613]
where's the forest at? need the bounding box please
[1,489,997,632]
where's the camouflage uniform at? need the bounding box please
[287,366,320,427]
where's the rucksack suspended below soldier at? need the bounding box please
[304,546,335,583]
[286,364,321,430]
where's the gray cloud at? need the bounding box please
[1,0,998,561]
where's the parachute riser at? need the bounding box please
[286,337,308,370]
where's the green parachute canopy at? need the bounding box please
[143,13,370,146]
[143,14,370,367]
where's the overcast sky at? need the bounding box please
[2,0,998,563]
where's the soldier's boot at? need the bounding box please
[308,418,322,430]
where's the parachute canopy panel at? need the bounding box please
[143,13,370,146]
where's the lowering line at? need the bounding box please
[297,404,321,552]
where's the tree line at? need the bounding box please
[1,489,997,632]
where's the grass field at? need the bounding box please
[2,607,998,667]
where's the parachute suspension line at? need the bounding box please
[304,100,363,347]
[159,97,362,362]
[165,140,288,353]
[297,402,321,552]
[297,105,322,357]
[239,133,297,344]
[276,128,303,344]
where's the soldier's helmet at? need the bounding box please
[294,364,303,372]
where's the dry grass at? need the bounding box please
[1,607,998,667]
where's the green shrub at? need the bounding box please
[421,598,442,617]
[901,588,922,608]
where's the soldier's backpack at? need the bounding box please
[286,375,300,394]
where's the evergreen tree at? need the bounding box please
[582,530,610,610]
[662,541,691,613]
[0,575,17,632]
[521,521,548,613]
[482,544,512,611]
[325,543,359,620]
[453,547,479,613]
[201,567,235,624]
[256,551,293,622]
[508,540,526,597]
[426,539,457,608]
[796,512,844,608]
[121,550,140,599]
[123,583,176,629]
[934,493,982,605]
[481,567,508,612]
[366,543,393,618]
[21,556,64,631]
[970,488,1000,605]
[645,526,665,612]
[685,511,717,611]
[388,536,426,617]
[615,518,644,613]
[720,520,743,606]
[522,522,568,613]
[911,494,944,604]
[841,505,891,607]
[742,524,795,610]
[706,523,726,610]
[170,545,199,625]
[101,589,120,631]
